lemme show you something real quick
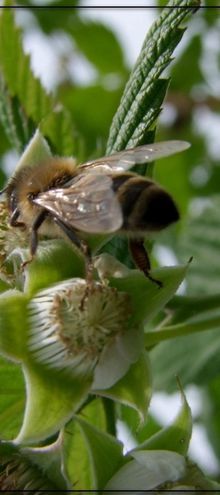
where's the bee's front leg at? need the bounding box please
[9,207,26,229]
[53,218,95,309]
[129,237,162,288]
[21,210,48,269]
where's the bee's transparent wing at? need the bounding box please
[33,174,123,233]
[82,140,190,173]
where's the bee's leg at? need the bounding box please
[129,237,162,288]
[53,218,94,308]
[22,210,48,269]
[9,208,26,229]
[53,217,93,278]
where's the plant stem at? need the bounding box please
[145,315,220,348]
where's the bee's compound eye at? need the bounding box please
[9,190,17,213]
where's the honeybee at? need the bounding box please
[3,140,189,286]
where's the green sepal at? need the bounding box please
[62,411,123,490]
[15,363,92,444]
[12,128,51,174]
[0,357,25,440]
[134,384,192,455]
[110,264,188,327]
[96,352,152,422]
[0,290,29,361]
[25,240,85,295]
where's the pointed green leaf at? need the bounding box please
[106,0,200,153]
[135,386,192,455]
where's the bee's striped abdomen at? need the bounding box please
[112,173,152,230]
[112,173,179,232]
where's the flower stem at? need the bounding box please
[145,315,220,348]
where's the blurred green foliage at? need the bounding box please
[0,0,220,482]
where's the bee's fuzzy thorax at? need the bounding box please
[5,158,78,227]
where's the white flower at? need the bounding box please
[28,278,134,384]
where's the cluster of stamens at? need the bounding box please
[28,279,131,375]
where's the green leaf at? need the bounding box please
[0,8,51,122]
[17,0,80,34]
[70,19,127,75]
[149,197,220,389]
[0,76,34,152]
[59,83,123,156]
[135,385,192,455]
[62,410,123,490]
[16,363,91,444]
[96,353,152,422]
[0,7,77,156]
[171,34,204,92]
[106,0,200,153]
[151,324,220,391]
[40,108,79,157]
[178,196,220,295]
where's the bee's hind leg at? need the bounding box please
[129,238,162,288]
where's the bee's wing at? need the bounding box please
[82,140,190,173]
[33,174,123,234]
